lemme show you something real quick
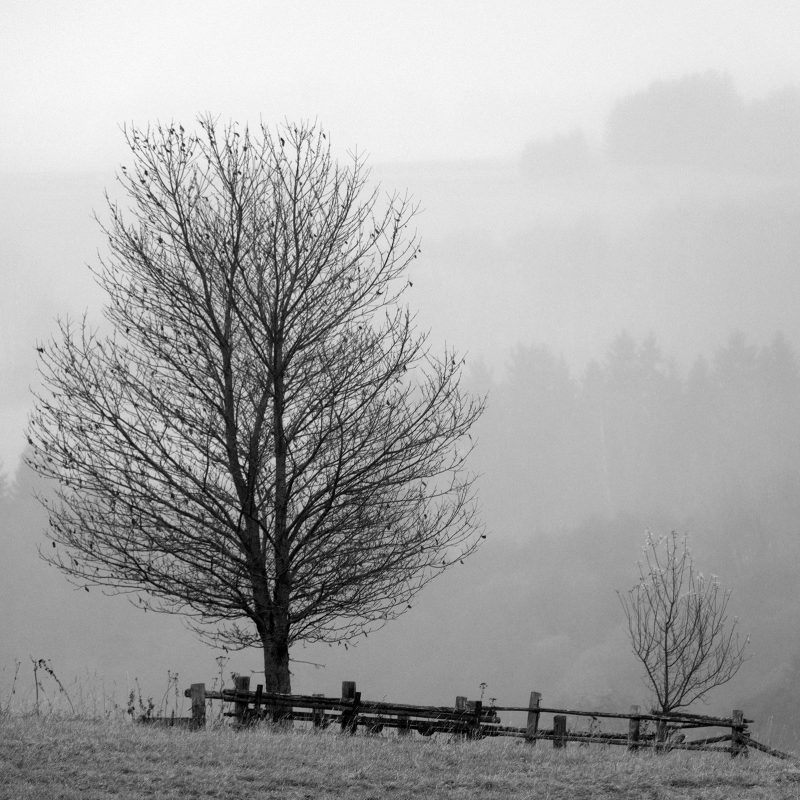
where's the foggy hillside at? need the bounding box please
[3,73,800,750]
[386,73,800,374]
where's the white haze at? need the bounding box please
[3,1,800,752]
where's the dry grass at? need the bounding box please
[2,714,800,800]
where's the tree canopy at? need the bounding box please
[28,118,484,691]
[618,531,748,717]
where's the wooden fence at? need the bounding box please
[184,677,500,738]
[181,678,773,758]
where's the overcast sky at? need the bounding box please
[4,0,800,170]
[4,1,800,474]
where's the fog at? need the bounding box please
[4,53,800,748]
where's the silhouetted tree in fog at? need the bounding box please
[619,531,748,724]
[27,118,484,693]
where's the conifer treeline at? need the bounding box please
[475,330,800,570]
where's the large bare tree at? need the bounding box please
[618,531,748,719]
[27,118,484,692]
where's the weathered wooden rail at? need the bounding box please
[186,678,499,738]
[180,679,764,757]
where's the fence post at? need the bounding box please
[467,700,483,740]
[455,696,468,738]
[312,693,325,729]
[234,675,251,725]
[627,705,640,752]
[525,691,541,745]
[656,717,668,751]
[340,681,359,734]
[253,684,263,722]
[731,709,748,757]
[190,683,206,729]
[341,681,357,701]
[397,713,410,736]
[553,715,567,749]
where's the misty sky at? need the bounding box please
[6,2,800,742]
[4,1,800,170]
[4,2,800,473]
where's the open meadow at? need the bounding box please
[2,714,800,800]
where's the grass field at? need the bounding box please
[2,714,800,800]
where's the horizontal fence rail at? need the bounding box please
[490,704,753,727]
[171,678,795,759]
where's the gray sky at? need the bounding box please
[4,0,800,170]
[4,2,800,474]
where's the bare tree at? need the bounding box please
[618,531,748,719]
[27,118,484,693]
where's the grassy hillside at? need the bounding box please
[1,715,798,800]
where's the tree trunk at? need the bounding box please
[261,624,291,725]
[266,337,292,702]
[262,633,291,694]
[249,556,292,699]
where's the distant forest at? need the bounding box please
[474,330,800,545]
